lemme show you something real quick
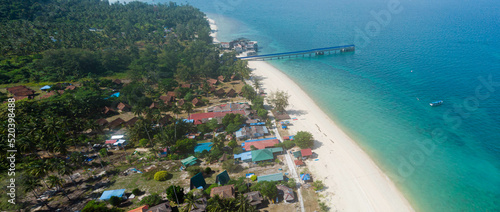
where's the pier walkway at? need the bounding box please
[239,44,355,61]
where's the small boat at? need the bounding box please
[430,100,443,107]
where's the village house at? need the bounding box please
[235,126,270,141]
[206,78,218,86]
[117,102,131,112]
[192,98,201,106]
[108,118,125,129]
[210,185,235,199]
[220,42,230,49]
[218,75,225,83]
[145,202,173,212]
[226,89,237,97]
[277,185,295,203]
[244,191,264,208]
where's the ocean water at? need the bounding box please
[123,0,500,210]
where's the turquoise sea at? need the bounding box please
[122,0,500,211]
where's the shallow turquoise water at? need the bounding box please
[131,0,500,210]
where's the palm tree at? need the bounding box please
[133,106,153,145]
[58,161,78,189]
[171,105,182,141]
[48,175,71,201]
[23,178,53,210]
[23,178,42,199]
[182,193,199,212]
[236,193,256,212]
[182,102,194,120]
[47,175,63,190]
[27,160,50,189]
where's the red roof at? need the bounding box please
[300,148,312,157]
[105,139,117,144]
[189,110,246,125]
[294,160,304,166]
[192,98,201,106]
[207,78,218,85]
[65,85,77,90]
[167,91,177,97]
[243,139,279,151]
[128,205,149,212]
[117,102,131,110]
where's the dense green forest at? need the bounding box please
[0,0,247,83]
[0,0,254,210]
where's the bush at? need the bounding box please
[186,166,203,177]
[287,178,296,188]
[140,193,162,206]
[139,138,149,147]
[222,159,242,173]
[204,183,219,196]
[250,175,257,181]
[204,167,212,174]
[154,171,170,181]
[275,158,280,164]
[233,147,243,155]
[227,140,238,148]
[319,201,329,212]
[312,180,325,191]
[294,131,314,149]
[132,188,141,196]
[83,200,124,212]
[109,196,122,207]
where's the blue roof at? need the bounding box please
[245,137,277,143]
[234,151,252,161]
[99,189,125,200]
[40,85,51,90]
[194,142,213,153]
[250,122,266,126]
[300,174,311,181]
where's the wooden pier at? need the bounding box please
[238,45,355,61]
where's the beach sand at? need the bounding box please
[248,61,414,212]
[207,18,219,43]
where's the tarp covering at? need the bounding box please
[111,135,124,139]
[181,156,198,167]
[300,174,311,181]
[194,142,213,153]
[257,173,284,182]
[40,85,51,90]
[251,149,274,162]
[110,92,120,98]
[216,170,231,185]
[234,151,252,161]
[99,189,125,200]
[250,122,266,126]
[246,173,255,178]
[190,172,206,189]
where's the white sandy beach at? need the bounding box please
[207,18,219,43]
[248,61,414,212]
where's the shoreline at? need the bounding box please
[208,16,414,211]
[249,61,414,211]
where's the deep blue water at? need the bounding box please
[119,0,500,210]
